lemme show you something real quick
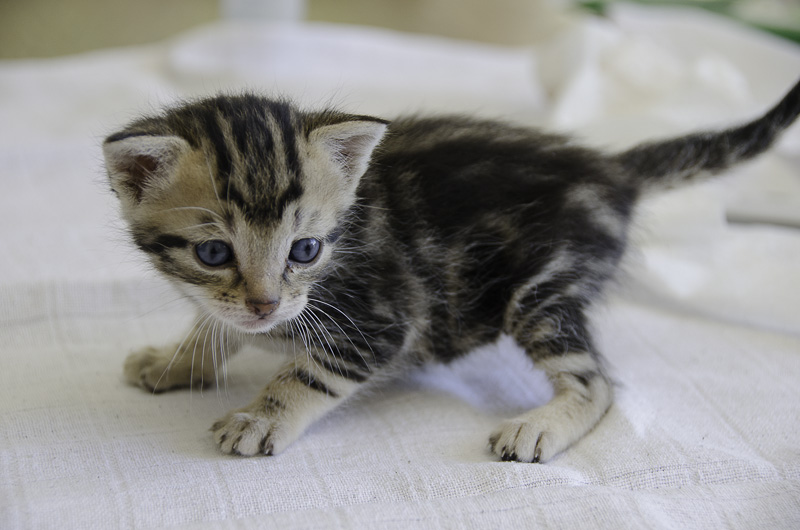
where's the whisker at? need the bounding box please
[204,154,224,210]
[220,321,229,396]
[302,308,347,378]
[199,314,218,397]
[134,294,194,319]
[291,317,312,353]
[191,312,216,397]
[307,297,376,357]
[304,305,353,371]
[155,206,225,220]
[211,318,220,396]
[306,302,372,373]
[152,311,206,393]
[297,313,326,376]
[172,222,225,233]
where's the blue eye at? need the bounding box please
[289,238,321,264]
[196,240,232,267]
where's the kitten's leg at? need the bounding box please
[124,316,243,393]
[490,307,613,463]
[212,347,368,456]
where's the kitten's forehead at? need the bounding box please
[185,98,306,226]
[224,172,304,227]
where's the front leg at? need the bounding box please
[212,348,367,456]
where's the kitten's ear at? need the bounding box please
[103,134,191,203]
[309,119,388,184]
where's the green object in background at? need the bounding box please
[580,0,800,44]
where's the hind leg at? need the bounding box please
[490,306,613,462]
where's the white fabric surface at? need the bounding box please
[1,5,799,529]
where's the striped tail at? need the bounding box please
[617,77,800,191]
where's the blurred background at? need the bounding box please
[2,0,799,59]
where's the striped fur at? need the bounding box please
[106,79,800,462]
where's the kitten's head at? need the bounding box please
[103,95,387,333]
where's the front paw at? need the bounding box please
[489,414,566,463]
[212,400,294,456]
[124,347,172,392]
[124,346,209,393]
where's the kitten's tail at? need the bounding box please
[616,77,800,192]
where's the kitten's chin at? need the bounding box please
[233,318,280,334]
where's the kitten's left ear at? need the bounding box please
[103,133,191,204]
[309,118,388,185]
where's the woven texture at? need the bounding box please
[1,5,799,529]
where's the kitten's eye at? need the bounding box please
[196,240,232,267]
[289,238,321,264]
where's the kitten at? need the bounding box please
[104,79,800,462]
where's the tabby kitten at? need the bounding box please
[104,79,800,462]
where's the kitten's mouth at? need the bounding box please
[236,316,279,334]
[225,303,302,334]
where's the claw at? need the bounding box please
[532,432,544,463]
[231,434,243,453]
[259,436,273,456]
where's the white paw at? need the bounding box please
[212,399,294,456]
[489,412,573,463]
[124,346,208,393]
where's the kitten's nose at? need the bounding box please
[246,299,280,317]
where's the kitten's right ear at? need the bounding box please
[103,133,190,203]
[309,118,388,186]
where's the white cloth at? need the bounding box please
[1,5,799,529]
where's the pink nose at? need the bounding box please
[246,299,280,317]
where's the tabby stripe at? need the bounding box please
[515,278,572,312]
[325,226,345,244]
[272,178,303,220]
[225,176,302,223]
[264,396,286,412]
[269,101,301,179]
[571,220,624,258]
[230,100,264,160]
[160,261,221,287]
[225,183,247,212]
[134,233,189,255]
[311,353,368,383]
[571,370,598,387]
[292,368,339,398]
[200,108,232,181]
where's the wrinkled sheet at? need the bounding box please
[1,5,799,529]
